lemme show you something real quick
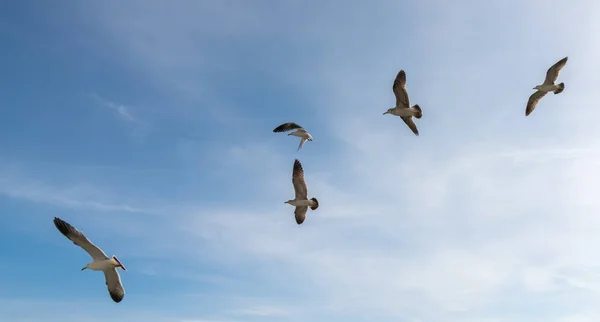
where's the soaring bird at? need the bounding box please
[285,159,319,225]
[526,56,568,116]
[53,217,126,303]
[383,69,423,136]
[273,122,313,151]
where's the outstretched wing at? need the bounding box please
[526,91,547,116]
[297,137,307,151]
[392,70,410,108]
[543,56,568,85]
[103,267,125,303]
[401,116,419,136]
[273,122,303,133]
[292,159,308,200]
[53,217,109,260]
[294,206,308,225]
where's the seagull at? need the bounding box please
[53,217,126,303]
[383,69,423,136]
[285,159,319,225]
[526,56,568,116]
[273,122,313,151]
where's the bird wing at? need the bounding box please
[53,217,109,260]
[543,56,568,85]
[292,159,308,200]
[401,116,419,136]
[392,70,410,108]
[273,122,303,133]
[103,267,125,303]
[297,137,307,151]
[526,91,548,116]
[294,206,308,225]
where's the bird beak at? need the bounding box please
[81,267,87,271]
[383,111,389,115]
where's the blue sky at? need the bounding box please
[1,0,600,321]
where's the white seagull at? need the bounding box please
[285,159,319,225]
[53,217,126,303]
[526,56,568,116]
[383,69,423,136]
[273,122,313,151]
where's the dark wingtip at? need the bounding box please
[293,159,302,171]
[53,217,72,237]
[310,197,319,210]
[109,291,124,303]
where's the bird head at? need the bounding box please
[383,108,393,115]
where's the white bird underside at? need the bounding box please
[526,56,568,116]
[273,122,313,151]
[53,217,126,303]
[286,159,319,225]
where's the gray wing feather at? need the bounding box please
[294,206,308,225]
[292,159,308,199]
[401,116,419,136]
[104,267,125,303]
[274,122,303,133]
[543,57,568,85]
[526,91,547,116]
[392,70,410,108]
[297,138,307,151]
[53,217,109,260]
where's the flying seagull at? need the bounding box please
[383,69,423,136]
[526,56,568,116]
[273,122,313,151]
[53,217,126,303]
[285,159,319,225]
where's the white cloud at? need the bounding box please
[90,93,137,123]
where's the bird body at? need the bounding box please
[286,159,319,225]
[285,198,318,208]
[384,106,422,118]
[82,257,125,271]
[534,83,563,93]
[526,56,568,116]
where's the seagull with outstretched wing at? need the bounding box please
[284,159,320,225]
[53,217,126,303]
[526,56,568,116]
[273,122,313,151]
[383,69,423,136]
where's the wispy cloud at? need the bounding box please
[0,171,150,214]
[89,93,137,122]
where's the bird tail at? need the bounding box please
[554,83,565,94]
[310,197,319,210]
[412,104,422,119]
